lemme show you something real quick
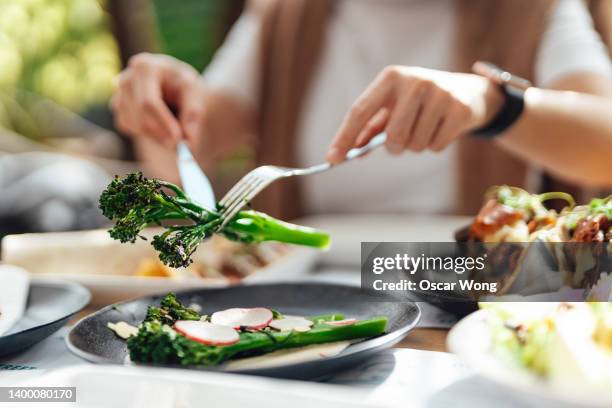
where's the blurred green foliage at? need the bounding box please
[0,0,120,113]
[153,0,233,72]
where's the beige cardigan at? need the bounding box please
[252,0,612,219]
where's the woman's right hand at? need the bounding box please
[112,53,207,147]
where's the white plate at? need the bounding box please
[32,247,319,306]
[19,365,386,408]
[0,265,29,336]
[2,229,320,305]
[447,309,612,408]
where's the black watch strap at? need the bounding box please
[470,62,531,139]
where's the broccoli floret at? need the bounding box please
[144,293,200,325]
[159,293,201,321]
[99,172,330,267]
[99,173,162,219]
[127,320,226,366]
[152,227,212,268]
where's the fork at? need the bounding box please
[216,133,387,229]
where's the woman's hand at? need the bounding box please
[326,66,504,164]
[112,53,207,147]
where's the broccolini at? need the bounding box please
[99,172,330,268]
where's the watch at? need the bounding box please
[470,61,532,139]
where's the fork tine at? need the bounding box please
[219,176,251,206]
[220,177,265,218]
[219,175,262,215]
[219,172,258,207]
[219,165,269,207]
[219,178,269,228]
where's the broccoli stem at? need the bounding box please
[225,211,330,249]
[220,317,387,360]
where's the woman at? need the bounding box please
[113,0,612,218]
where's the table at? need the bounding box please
[397,328,448,352]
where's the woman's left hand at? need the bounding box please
[326,66,504,164]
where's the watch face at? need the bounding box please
[473,61,532,89]
[504,74,531,90]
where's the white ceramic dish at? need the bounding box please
[0,265,29,336]
[20,365,386,408]
[2,229,320,305]
[447,309,612,408]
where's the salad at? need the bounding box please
[483,302,612,389]
[108,293,387,367]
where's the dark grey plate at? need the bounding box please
[0,279,91,357]
[67,283,420,379]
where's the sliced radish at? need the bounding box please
[269,316,313,332]
[174,320,239,346]
[210,308,273,329]
[323,318,357,327]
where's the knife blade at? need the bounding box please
[177,141,216,210]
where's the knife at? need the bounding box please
[177,141,216,210]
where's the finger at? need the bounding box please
[179,84,207,142]
[113,74,140,135]
[133,70,182,145]
[384,91,423,154]
[430,104,471,152]
[406,93,449,152]
[113,95,139,136]
[327,70,396,164]
[355,108,390,147]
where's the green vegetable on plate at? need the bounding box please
[125,293,388,367]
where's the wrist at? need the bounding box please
[480,79,505,128]
[470,62,531,139]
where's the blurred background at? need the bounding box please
[0,0,610,241]
[0,0,244,239]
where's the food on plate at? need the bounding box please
[0,265,30,336]
[224,341,351,370]
[99,173,330,268]
[555,195,611,287]
[210,307,273,329]
[268,316,314,332]
[564,195,612,243]
[483,302,612,389]
[130,237,291,281]
[107,321,139,340]
[467,186,611,245]
[462,186,611,294]
[117,293,387,367]
[468,185,575,243]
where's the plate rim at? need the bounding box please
[0,278,91,341]
[66,281,421,373]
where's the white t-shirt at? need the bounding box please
[204,0,612,215]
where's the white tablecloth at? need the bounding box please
[0,327,531,408]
